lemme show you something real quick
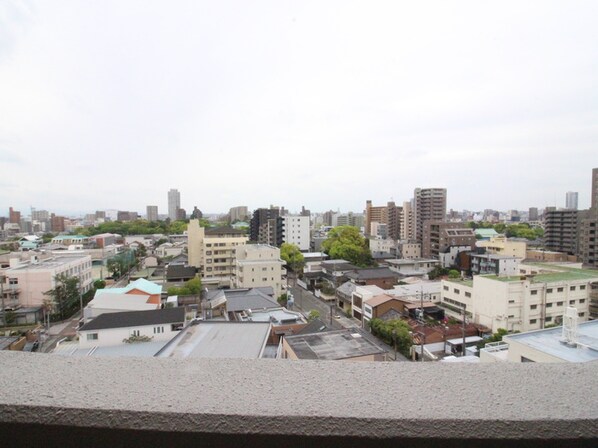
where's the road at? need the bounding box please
[288,285,408,361]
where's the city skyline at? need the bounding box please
[1,2,597,214]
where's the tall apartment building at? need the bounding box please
[413,188,447,243]
[278,215,310,251]
[31,209,50,221]
[234,244,285,297]
[187,220,248,287]
[592,168,598,210]
[146,206,158,222]
[168,189,181,221]
[250,207,280,243]
[50,213,66,232]
[364,201,402,240]
[9,207,20,224]
[422,221,476,259]
[543,209,580,255]
[335,212,363,229]
[229,206,249,223]
[401,201,415,240]
[528,207,539,221]
[565,192,578,210]
[95,210,106,220]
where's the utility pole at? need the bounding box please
[462,304,467,357]
[0,275,5,327]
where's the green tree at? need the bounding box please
[168,276,202,296]
[43,274,80,320]
[280,243,305,274]
[321,226,372,267]
[307,309,321,321]
[278,293,288,307]
[368,318,412,357]
[93,279,106,290]
[448,269,460,279]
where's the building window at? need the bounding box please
[530,304,537,310]
[545,317,552,322]
[547,288,553,293]
[132,330,140,336]
[509,300,515,304]
[262,278,268,281]
[8,278,18,285]
[557,287,564,292]
[569,300,575,305]
[443,285,449,291]
[579,312,585,317]
[570,286,576,291]
[206,251,212,255]
[556,301,563,306]
[530,319,537,324]
[546,303,553,308]
[86,333,98,341]
[454,289,460,294]
[465,292,471,298]
[530,290,538,295]
[580,299,586,304]
[153,326,164,334]
[580,285,586,290]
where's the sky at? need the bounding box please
[1,1,597,217]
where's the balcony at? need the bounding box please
[1,352,596,447]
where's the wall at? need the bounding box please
[0,352,597,446]
[79,324,179,348]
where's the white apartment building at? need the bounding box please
[369,238,396,254]
[280,215,310,251]
[2,254,93,308]
[440,264,597,333]
[187,220,248,287]
[476,235,527,259]
[234,245,285,297]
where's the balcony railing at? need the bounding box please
[0,352,596,447]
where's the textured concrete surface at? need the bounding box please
[0,351,597,442]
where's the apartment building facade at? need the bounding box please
[440,265,597,333]
[413,188,447,243]
[2,254,93,308]
[278,215,310,251]
[364,201,402,241]
[187,220,248,287]
[543,209,580,255]
[477,235,527,259]
[421,221,476,259]
[234,244,285,297]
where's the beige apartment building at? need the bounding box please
[233,244,285,297]
[440,263,597,333]
[2,254,93,308]
[477,235,527,259]
[187,220,248,287]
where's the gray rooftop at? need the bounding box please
[284,328,387,360]
[505,320,598,362]
[156,321,270,359]
[224,288,279,312]
[79,307,185,332]
[346,267,398,280]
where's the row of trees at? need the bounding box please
[75,219,211,237]
[167,277,202,296]
[368,318,412,357]
[467,222,543,240]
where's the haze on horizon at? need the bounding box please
[1,1,597,216]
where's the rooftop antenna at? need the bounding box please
[561,307,578,347]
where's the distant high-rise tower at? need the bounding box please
[146,205,158,222]
[592,168,598,210]
[413,188,447,243]
[168,189,180,221]
[566,192,578,210]
[528,207,539,221]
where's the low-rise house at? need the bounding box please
[95,278,163,305]
[346,267,399,289]
[77,307,186,349]
[166,262,197,282]
[281,328,387,361]
[84,293,160,323]
[156,242,187,258]
[234,244,285,297]
[477,235,527,259]
[387,258,439,277]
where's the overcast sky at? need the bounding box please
[1,1,597,217]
